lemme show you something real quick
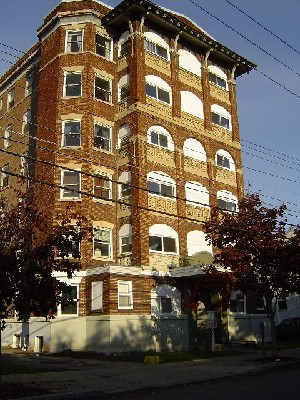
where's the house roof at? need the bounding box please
[102,0,257,77]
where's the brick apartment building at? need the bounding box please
[0,0,256,353]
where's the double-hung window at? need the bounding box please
[120,234,132,254]
[61,170,81,199]
[62,120,81,147]
[146,83,170,104]
[65,30,83,53]
[93,173,112,200]
[218,198,237,212]
[60,286,78,315]
[93,227,112,258]
[212,112,230,129]
[95,75,111,103]
[96,34,112,59]
[119,84,130,102]
[118,281,133,309]
[20,154,29,177]
[149,235,177,253]
[58,227,80,259]
[144,39,168,60]
[1,164,10,189]
[26,72,33,95]
[7,89,15,109]
[64,72,82,97]
[94,123,111,151]
[4,125,12,148]
[209,72,227,89]
[150,130,168,148]
[216,153,230,169]
[148,178,174,198]
[22,110,32,135]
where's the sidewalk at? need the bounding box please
[2,347,300,400]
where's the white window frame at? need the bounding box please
[58,226,80,259]
[118,124,130,149]
[119,224,132,255]
[1,164,10,189]
[144,32,169,61]
[22,110,32,135]
[91,281,103,310]
[7,88,15,109]
[185,181,209,207]
[95,75,112,103]
[151,285,181,316]
[147,172,176,199]
[147,126,174,151]
[212,112,230,130]
[217,190,238,212]
[94,123,112,152]
[93,172,112,201]
[63,71,82,97]
[4,125,12,148]
[95,33,112,60]
[146,82,171,104]
[65,29,83,53]
[62,120,81,147]
[216,150,235,171]
[208,66,228,90]
[118,280,133,310]
[229,291,246,314]
[60,170,81,200]
[118,171,131,198]
[20,154,29,177]
[26,72,33,95]
[149,225,178,255]
[93,227,112,259]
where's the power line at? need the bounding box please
[224,0,300,57]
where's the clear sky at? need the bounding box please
[1,0,300,226]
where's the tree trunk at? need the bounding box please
[266,298,277,359]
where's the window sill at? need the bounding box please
[209,82,228,91]
[148,193,176,201]
[146,95,171,106]
[212,122,231,131]
[92,256,113,261]
[61,146,83,149]
[94,97,113,106]
[62,95,82,100]
[59,198,82,202]
[92,198,113,205]
[93,146,113,154]
[149,251,179,256]
[145,50,170,63]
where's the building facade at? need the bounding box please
[0,0,256,353]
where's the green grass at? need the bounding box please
[0,361,36,375]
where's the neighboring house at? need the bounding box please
[0,0,256,353]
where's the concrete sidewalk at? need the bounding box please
[2,347,300,399]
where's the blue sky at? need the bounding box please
[1,0,300,226]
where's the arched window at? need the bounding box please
[183,138,206,161]
[216,149,235,171]
[208,65,228,90]
[118,31,130,57]
[118,171,131,198]
[147,125,174,151]
[217,190,238,212]
[181,91,204,118]
[178,49,201,76]
[146,75,172,105]
[144,32,169,61]
[119,224,132,254]
[149,224,178,254]
[187,230,212,257]
[147,171,176,199]
[151,284,181,315]
[185,181,209,207]
[118,74,130,102]
[118,124,130,149]
[211,104,232,130]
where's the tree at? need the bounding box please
[0,196,86,329]
[205,193,300,358]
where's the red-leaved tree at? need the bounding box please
[205,193,300,358]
